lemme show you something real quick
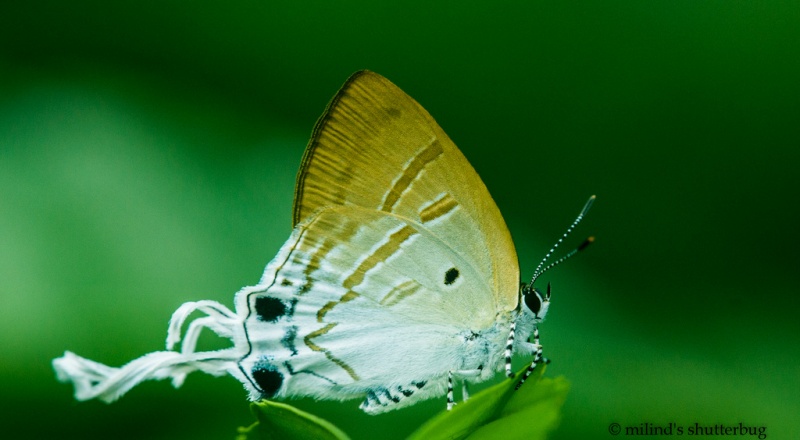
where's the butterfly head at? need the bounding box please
[521,282,550,322]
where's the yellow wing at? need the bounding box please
[292,70,519,313]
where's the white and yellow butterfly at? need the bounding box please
[53,70,593,414]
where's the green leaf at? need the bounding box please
[237,367,568,440]
[467,375,569,440]
[407,366,568,440]
[237,400,351,440]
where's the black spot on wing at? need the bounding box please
[444,267,459,285]
[252,362,283,398]
[255,296,286,322]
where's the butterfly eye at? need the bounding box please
[524,287,544,315]
[444,267,459,285]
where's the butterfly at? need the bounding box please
[53,70,594,414]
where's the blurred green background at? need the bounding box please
[2,1,798,439]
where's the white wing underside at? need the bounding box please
[236,206,511,404]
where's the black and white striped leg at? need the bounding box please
[515,348,550,390]
[515,328,548,390]
[446,371,455,410]
[445,369,480,410]
[504,321,516,377]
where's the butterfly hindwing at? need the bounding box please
[236,206,510,405]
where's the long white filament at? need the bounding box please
[52,300,242,403]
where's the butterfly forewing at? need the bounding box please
[292,70,520,314]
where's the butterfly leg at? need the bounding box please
[515,349,548,390]
[504,321,516,377]
[505,323,543,378]
[447,369,482,409]
[515,329,549,390]
[447,371,455,410]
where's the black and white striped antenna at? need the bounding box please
[530,195,596,286]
